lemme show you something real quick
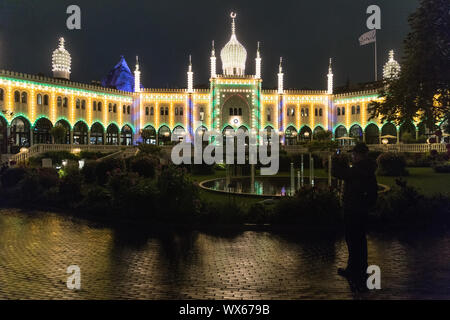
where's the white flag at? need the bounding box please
[359,30,376,46]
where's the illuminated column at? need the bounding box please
[309,103,314,135]
[134,56,141,93]
[30,87,36,124]
[87,96,92,126]
[50,89,56,124]
[255,42,261,79]
[296,102,300,130]
[327,58,333,95]
[278,58,285,144]
[187,56,194,142]
[187,55,193,93]
[70,95,75,126]
[210,41,216,78]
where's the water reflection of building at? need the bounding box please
[1,12,436,156]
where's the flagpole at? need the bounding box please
[374,34,377,81]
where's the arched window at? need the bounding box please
[145,107,149,116]
[37,94,42,105]
[352,105,355,114]
[342,107,345,115]
[150,107,154,115]
[14,91,20,103]
[356,105,361,114]
[43,95,49,106]
[267,108,271,122]
[199,107,204,121]
[57,96,62,107]
[315,108,318,117]
[97,101,102,111]
[21,92,27,104]
[291,108,295,116]
[337,107,341,116]
[127,105,130,114]
[229,108,233,116]
[93,101,97,111]
[301,108,304,117]
[123,105,126,114]
[63,97,68,108]
[175,107,179,116]
[113,104,117,113]
[81,100,85,110]
[179,107,183,116]
[165,107,168,115]
[121,125,133,145]
[109,103,112,113]
[160,107,164,116]
[76,99,81,109]
[305,109,309,117]
[319,109,323,117]
[0,88,4,101]
[238,108,242,116]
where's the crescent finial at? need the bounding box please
[230,12,236,19]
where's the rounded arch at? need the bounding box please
[349,124,363,142]
[10,116,31,153]
[172,125,186,143]
[55,119,71,144]
[285,125,298,145]
[73,121,89,145]
[381,122,398,143]
[334,125,348,139]
[33,117,53,144]
[221,94,250,128]
[299,125,312,141]
[121,124,133,146]
[142,125,157,144]
[106,123,119,145]
[365,123,380,144]
[0,116,7,154]
[399,121,416,142]
[158,125,171,146]
[90,122,104,145]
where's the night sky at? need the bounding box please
[0,0,419,90]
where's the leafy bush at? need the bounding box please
[272,187,341,225]
[95,157,125,185]
[50,126,67,144]
[35,168,59,189]
[137,144,162,156]
[433,162,450,173]
[79,151,112,160]
[81,161,98,184]
[376,152,408,176]
[129,155,158,178]
[59,166,83,204]
[1,167,27,188]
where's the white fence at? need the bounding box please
[284,143,448,154]
[10,144,137,165]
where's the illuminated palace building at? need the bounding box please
[0,13,406,155]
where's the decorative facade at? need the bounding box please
[1,13,423,156]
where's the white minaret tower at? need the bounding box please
[134,56,141,93]
[210,41,217,78]
[255,41,261,79]
[383,50,401,80]
[52,37,71,80]
[327,58,333,94]
[187,55,194,93]
[278,57,284,94]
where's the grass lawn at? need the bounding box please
[377,167,450,196]
[190,167,450,208]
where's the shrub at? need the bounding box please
[433,162,450,173]
[129,155,158,178]
[137,144,162,156]
[39,151,79,165]
[95,157,125,185]
[376,152,408,176]
[50,126,67,144]
[35,168,60,189]
[272,187,341,225]
[79,151,111,160]
[82,185,113,215]
[59,165,83,204]
[81,161,98,184]
[1,167,27,188]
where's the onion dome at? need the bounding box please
[220,12,247,76]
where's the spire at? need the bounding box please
[210,41,217,78]
[231,12,236,36]
[187,55,193,93]
[327,58,333,94]
[278,57,284,94]
[255,41,261,79]
[134,55,141,92]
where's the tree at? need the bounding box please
[140,128,154,143]
[50,126,67,144]
[369,0,450,131]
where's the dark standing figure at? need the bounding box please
[332,143,378,289]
